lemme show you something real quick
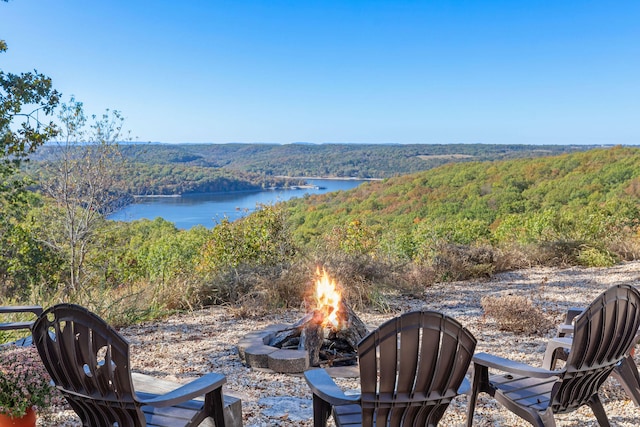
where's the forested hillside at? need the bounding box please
[286,146,640,264]
[28,143,599,197]
[31,142,600,180]
[27,160,303,197]
[118,142,598,178]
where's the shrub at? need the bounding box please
[325,219,380,256]
[233,273,308,318]
[210,262,309,317]
[608,237,640,261]
[481,294,554,335]
[576,246,618,267]
[491,245,532,271]
[430,243,496,282]
[493,241,592,269]
[198,204,297,273]
[0,345,61,418]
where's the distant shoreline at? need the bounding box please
[277,176,382,181]
[131,185,318,199]
[132,194,181,198]
[108,177,367,226]
[130,177,374,198]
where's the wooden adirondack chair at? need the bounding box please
[542,304,640,407]
[304,310,477,427]
[467,284,640,427]
[32,303,228,427]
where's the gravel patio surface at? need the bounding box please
[42,261,640,426]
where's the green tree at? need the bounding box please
[1,37,59,198]
[1,11,60,295]
[198,204,296,273]
[35,99,128,295]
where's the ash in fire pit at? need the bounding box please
[239,268,369,373]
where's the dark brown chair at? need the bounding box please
[542,305,640,407]
[467,284,640,427]
[304,310,477,427]
[32,303,228,427]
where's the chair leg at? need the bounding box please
[537,408,557,427]
[587,394,611,427]
[312,394,332,427]
[204,388,226,427]
[466,364,488,427]
[612,354,640,407]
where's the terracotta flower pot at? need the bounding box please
[0,407,36,427]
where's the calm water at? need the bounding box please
[108,179,366,229]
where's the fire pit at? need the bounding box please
[238,268,368,374]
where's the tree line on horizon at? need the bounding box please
[116,142,602,179]
[27,142,606,200]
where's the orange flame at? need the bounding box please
[314,267,343,328]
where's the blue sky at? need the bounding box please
[3,1,639,145]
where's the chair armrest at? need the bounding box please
[545,337,572,350]
[564,307,583,324]
[541,337,572,369]
[473,352,560,379]
[0,306,44,316]
[557,323,574,337]
[0,306,44,332]
[0,321,37,332]
[457,377,471,395]
[136,372,226,408]
[304,368,360,406]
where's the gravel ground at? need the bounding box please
[40,262,640,426]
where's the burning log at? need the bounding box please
[267,312,314,348]
[267,300,368,367]
[300,315,324,366]
[333,302,368,349]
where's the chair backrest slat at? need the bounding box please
[378,319,400,396]
[396,314,420,393]
[415,314,441,396]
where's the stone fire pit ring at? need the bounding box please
[238,323,310,373]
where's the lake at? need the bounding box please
[108,179,366,229]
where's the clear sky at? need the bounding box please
[2,1,639,145]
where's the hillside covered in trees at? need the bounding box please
[28,160,302,197]
[286,146,640,253]
[117,142,600,179]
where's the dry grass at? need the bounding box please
[481,294,555,336]
[431,243,496,281]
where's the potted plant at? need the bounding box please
[0,345,59,426]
